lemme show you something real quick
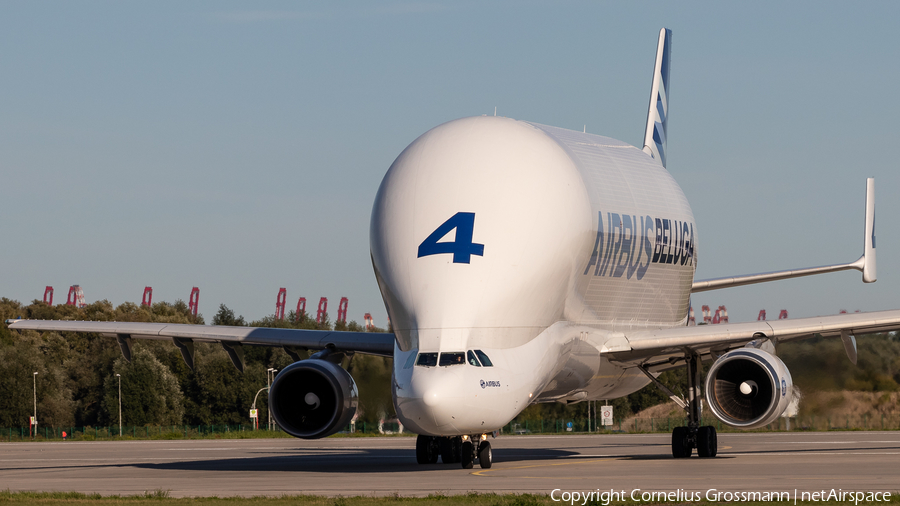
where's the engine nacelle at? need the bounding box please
[704,348,793,429]
[269,359,358,439]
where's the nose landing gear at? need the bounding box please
[477,440,492,468]
[461,434,492,469]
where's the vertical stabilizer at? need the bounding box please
[642,28,672,168]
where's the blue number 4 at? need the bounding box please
[417,212,485,264]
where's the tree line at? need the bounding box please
[0,297,391,429]
[1,296,897,430]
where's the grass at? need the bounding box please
[1,490,899,506]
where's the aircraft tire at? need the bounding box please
[416,435,438,464]
[439,437,452,463]
[478,441,492,469]
[461,441,474,469]
[696,426,717,458]
[440,437,461,463]
[671,427,691,458]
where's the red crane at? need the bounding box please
[337,297,349,324]
[757,310,766,321]
[316,297,328,324]
[189,287,200,316]
[364,313,374,330]
[717,305,728,323]
[142,287,153,307]
[66,285,86,308]
[275,288,287,320]
[778,309,788,319]
[296,297,307,322]
[701,305,712,324]
[43,286,53,306]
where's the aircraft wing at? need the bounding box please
[5,319,395,371]
[606,309,900,366]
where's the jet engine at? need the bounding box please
[269,359,358,439]
[704,348,793,429]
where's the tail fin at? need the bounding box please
[642,28,673,168]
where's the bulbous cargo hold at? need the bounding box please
[704,348,794,429]
[369,115,695,356]
[370,115,595,353]
[269,359,359,439]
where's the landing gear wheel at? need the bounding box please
[696,426,717,458]
[671,427,692,458]
[461,441,474,469]
[440,437,461,463]
[439,437,452,464]
[451,436,462,463]
[478,441,492,469]
[416,435,438,464]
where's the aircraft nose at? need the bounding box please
[396,367,463,435]
[422,389,441,407]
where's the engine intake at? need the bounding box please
[704,348,793,429]
[269,359,358,439]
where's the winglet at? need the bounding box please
[862,177,876,282]
[851,178,876,282]
[642,28,672,168]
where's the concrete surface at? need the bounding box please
[1,432,898,497]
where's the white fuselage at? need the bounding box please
[370,116,696,436]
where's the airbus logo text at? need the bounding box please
[584,212,695,279]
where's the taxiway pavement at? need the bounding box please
[1,432,898,497]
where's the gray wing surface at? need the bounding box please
[606,309,900,366]
[6,319,395,359]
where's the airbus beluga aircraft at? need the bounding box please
[9,28,900,468]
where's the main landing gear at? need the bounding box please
[639,351,717,459]
[416,434,492,469]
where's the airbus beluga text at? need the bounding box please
[9,28,899,468]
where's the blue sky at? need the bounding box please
[2,1,898,325]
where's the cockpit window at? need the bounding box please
[404,352,418,369]
[474,349,493,367]
[438,352,465,367]
[415,353,438,367]
[467,350,481,367]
